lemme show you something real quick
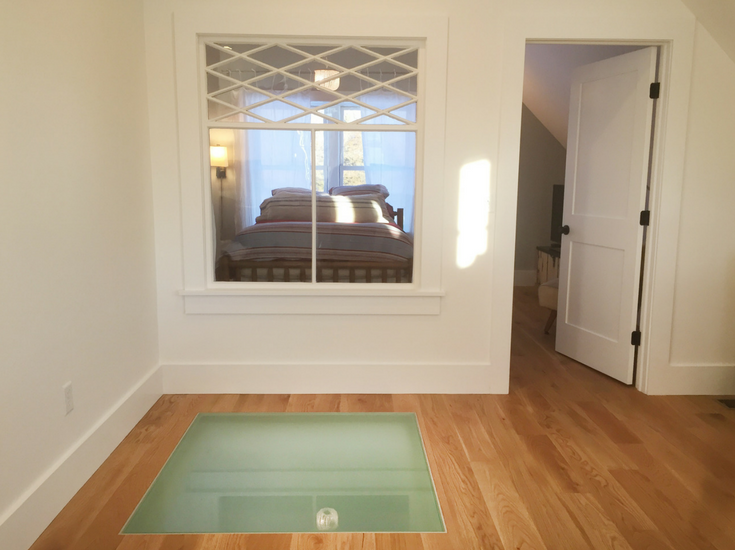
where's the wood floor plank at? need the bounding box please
[374,533,424,550]
[339,394,393,412]
[618,443,735,546]
[210,394,242,412]
[556,493,636,550]
[31,396,186,550]
[115,534,168,550]
[417,395,504,550]
[474,398,593,550]
[521,434,587,493]
[610,468,721,550]
[576,401,642,444]
[470,461,550,550]
[289,533,328,550]
[27,288,735,550]
[240,534,292,550]
[443,395,500,463]
[70,395,219,550]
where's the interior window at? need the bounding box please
[205,40,419,284]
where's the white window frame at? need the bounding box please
[172,11,448,314]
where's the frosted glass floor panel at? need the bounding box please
[122,413,444,534]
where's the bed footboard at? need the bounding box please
[217,257,413,283]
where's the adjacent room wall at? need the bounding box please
[514,105,566,286]
[523,44,644,145]
[0,1,160,548]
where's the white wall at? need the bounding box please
[0,1,160,548]
[668,22,735,370]
[514,105,566,279]
[145,0,735,397]
[146,0,505,393]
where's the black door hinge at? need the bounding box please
[650,82,661,99]
[631,330,642,346]
[640,210,651,226]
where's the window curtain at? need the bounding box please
[233,91,311,231]
[359,92,417,234]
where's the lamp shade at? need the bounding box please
[210,146,229,167]
[315,69,340,91]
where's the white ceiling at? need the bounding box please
[522,44,645,146]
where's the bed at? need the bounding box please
[217,185,414,283]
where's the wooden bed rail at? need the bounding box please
[216,257,413,283]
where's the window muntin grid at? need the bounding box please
[203,41,419,126]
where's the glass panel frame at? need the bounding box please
[122,413,445,534]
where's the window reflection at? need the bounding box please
[214,128,416,283]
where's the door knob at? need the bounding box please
[561,225,570,235]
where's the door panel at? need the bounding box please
[566,242,624,341]
[556,47,657,384]
[573,72,639,219]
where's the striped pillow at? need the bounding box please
[329,184,389,199]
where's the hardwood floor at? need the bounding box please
[29,287,735,550]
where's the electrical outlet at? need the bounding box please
[63,382,74,415]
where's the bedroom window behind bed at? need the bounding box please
[203,39,419,284]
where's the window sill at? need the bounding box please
[179,288,443,315]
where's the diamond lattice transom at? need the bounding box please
[203,41,419,126]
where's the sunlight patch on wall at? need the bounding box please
[456,160,491,268]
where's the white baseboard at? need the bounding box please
[162,363,508,394]
[0,366,163,550]
[646,364,735,395]
[514,270,537,286]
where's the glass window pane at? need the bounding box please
[213,129,314,283]
[315,131,415,284]
[319,101,375,123]
[359,114,405,125]
[248,45,308,69]
[355,90,413,110]
[363,46,406,56]
[342,131,364,166]
[393,50,418,69]
[315,169,325,193]
[387,75,418,97]
[342,170,366,186]
[322,47,378,69]
[390,103,417,123]
[208,58,267,86]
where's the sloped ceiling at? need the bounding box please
[678,0,735,63]
[522,44,643,146]
[523,0,735,147]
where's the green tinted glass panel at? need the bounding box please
[123,413,444,534]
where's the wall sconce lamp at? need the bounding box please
[210,145,229,178]
[210,145,229,240]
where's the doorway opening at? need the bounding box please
[511,42,661,393]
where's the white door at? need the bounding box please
[556,48,657,384]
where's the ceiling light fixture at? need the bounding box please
[315,69,340,91]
